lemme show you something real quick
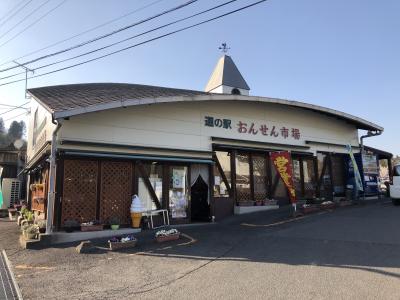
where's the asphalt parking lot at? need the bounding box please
[2,201,400,299]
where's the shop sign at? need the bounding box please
[204,116,301,140]
[270,151,296,203]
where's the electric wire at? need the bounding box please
[0,0,165,67]
[3,111,28,122]
[0,0,240,81]
[0,0,33,28]
[0,0,51,40]
[0,0,267,87]
[0,0,28,23]
[0,102,30,116]
[0,0,68,48]
[0,0,199,73]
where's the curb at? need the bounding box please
[2,250,23,300]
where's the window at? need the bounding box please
[302,158,316,199]
[169,166,189,219]
[317,153,333,199]
[252,154,267,201]
[138,163,163,212]
[231,88,241,95]
[214,151,231,197]
[235,153,251,204]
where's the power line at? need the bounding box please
[0,0,199,73]
[0,0,166,67]
[0,102,30,116]
[0,0,33,28]
[0,0,51,41]
[0,0,268,88]
[3,111,28,122]
[0,0,68,48]
[0,0,240,81]
[0,103,29,108]
[0,0,27,23]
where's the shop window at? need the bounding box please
[235,153,251,204]
[214,151,231,197]
[213,165,229,197]
[302,158,316,199]
[317,153,333,200]
[138,163,163,212]
[331,155,345,196]
[252,154,267,201]
[169,166,189,219]
[292,158,302,199]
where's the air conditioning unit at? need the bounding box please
[2,178,21,209]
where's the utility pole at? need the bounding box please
[12,60,34,99]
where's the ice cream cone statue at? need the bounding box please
[130,195,143,228]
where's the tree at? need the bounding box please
[7,120,25,141]
[0,118,5,134]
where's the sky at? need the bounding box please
[0,0,398,155]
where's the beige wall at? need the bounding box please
[55,100,359,155]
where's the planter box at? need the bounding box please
[109,239,137,251]
[156,233,180,243]
[320,203,336,210]
[80,224,104,232]
[302,206,320,214]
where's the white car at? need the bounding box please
[390,164,400,205]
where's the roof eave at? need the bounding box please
[52,94,383,132]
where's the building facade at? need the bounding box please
[25,55,384,232]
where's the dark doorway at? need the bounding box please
[191,175,210,222]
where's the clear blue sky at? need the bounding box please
[0,0,398,155]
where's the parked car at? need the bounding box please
[390,164,400,205]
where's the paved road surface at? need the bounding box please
[3,202,400,299]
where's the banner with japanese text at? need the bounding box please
[270,151,296,203]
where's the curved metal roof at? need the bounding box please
[28,83,383,131]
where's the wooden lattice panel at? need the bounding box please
[100,161,132,224]
[62,160,98,224]
[252,155,267,201]
[236,153,252,203]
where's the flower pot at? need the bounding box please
[81,224,103,232]
[156,233,180,243]
[24,232,37,240]
[111,224,120,230]
[109,239,137,251]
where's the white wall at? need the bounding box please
[57,100,359,154]
[27,99,55,161]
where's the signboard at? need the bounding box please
[204,115,302,141]
[270,151,296,203]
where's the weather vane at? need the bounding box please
[219,42,230,54]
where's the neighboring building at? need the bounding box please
[25,55,384,232]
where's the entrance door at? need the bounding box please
[191,175,210,222]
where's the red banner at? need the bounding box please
[270,151,296,203]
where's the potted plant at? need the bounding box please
[255,200,263,206]
[155,228,180,243]
[24,225,39,240]
[301,203,320,214]
[320,201,335,210]
[64,219,80,233]
[109,217,120,230]
[108,234,137,250]
[81,220,103,232]
[36,220,47,234]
